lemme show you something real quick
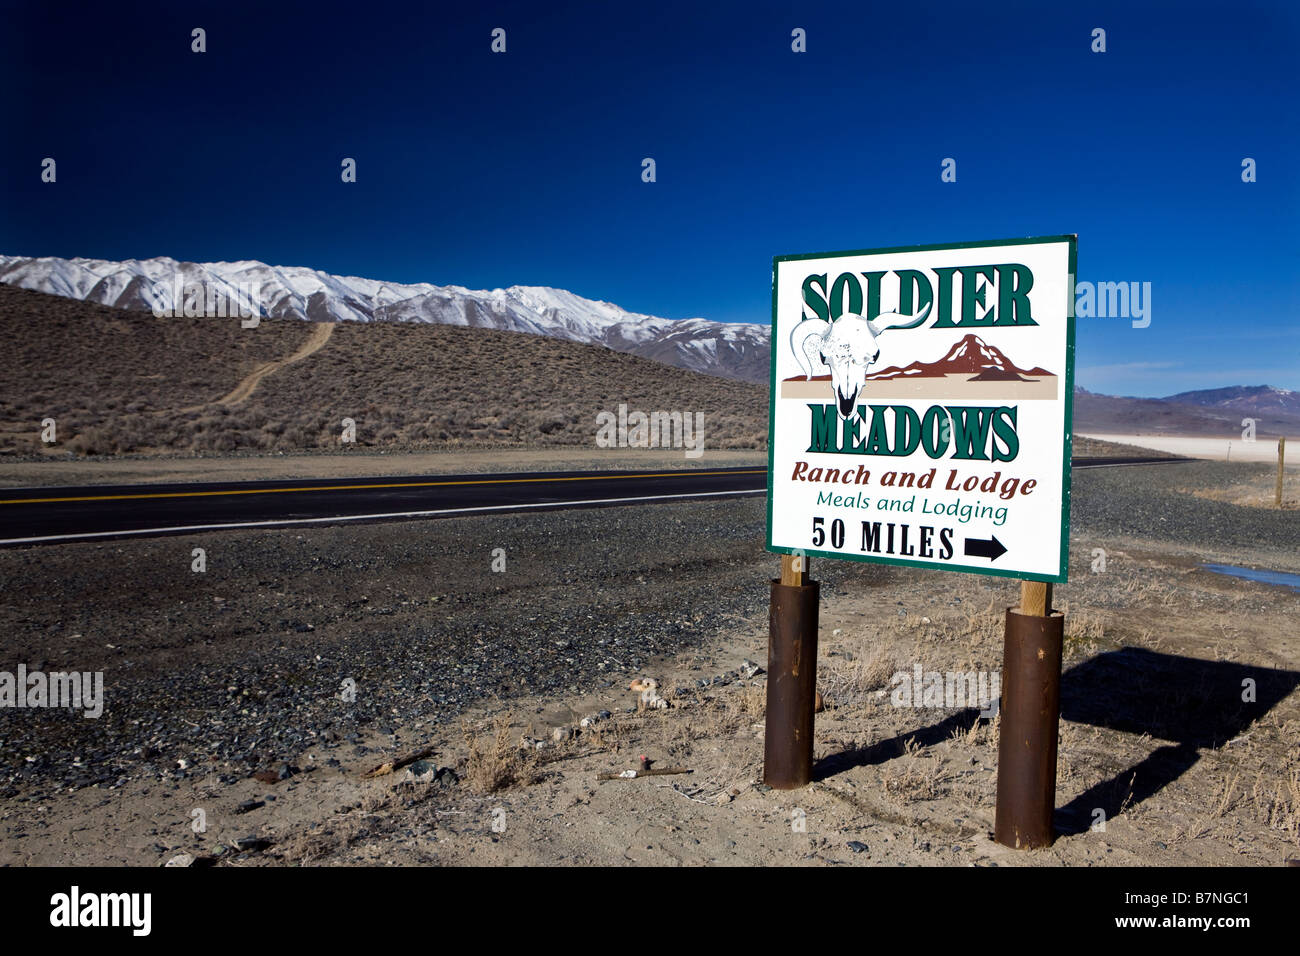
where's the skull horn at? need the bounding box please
[868,300,933,337]
[791,318,830,379]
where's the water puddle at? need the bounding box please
[1200,564,1300,593]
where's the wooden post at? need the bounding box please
[1019,581,1052,617]
[764,553,819,788]
[995,579,1064,849]
[1277,437,1286,509]
[780,552,806,586]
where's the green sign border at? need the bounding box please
[765,234,1077,584]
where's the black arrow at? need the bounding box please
[963,535,1007,561]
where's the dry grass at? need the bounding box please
[278,788,393,864]
[580,718,630,754]
[722,683,767,726]
[1061,606,1107,661]
[460,714,539,793]
[1174,481,1298,511]
[1242,714,1300,848]
[1185,773,1242,840]
[643,685,766,756]
[1259,768,1300,847]
[880,736,949,801]
[819,642,896,711]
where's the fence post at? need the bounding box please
[1277,437,1286,508]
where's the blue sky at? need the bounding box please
[2,0,1296,396]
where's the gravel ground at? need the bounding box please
[1070,460,1300,570]
[0,497,803,799]
[0,459,1295,806]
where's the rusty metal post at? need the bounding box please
[995,604,1065,849]
[763,572,819,789]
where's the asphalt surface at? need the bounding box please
[0,466,768,545]
[0,458,1184,546]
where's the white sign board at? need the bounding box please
[767,236,1076,583]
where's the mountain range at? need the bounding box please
[0,254,770,383]
[1,254,1292,438]
[1163,385,1300,418]
[1073,385,1300,437]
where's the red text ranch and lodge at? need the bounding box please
[788,463,1039,500]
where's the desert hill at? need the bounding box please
[0,285,766,457]
[1073,387,1300,438]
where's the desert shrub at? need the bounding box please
[67,427,117,456]
[460,714,538,793]
[537,413,567,435]
[191,431,237,453]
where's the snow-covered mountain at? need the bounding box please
[0,254,770,382]
[1163,385,1300,417]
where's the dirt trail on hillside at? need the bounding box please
[203,321,335,408]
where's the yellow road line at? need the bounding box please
[0,469,769,505]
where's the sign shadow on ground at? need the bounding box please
[1053,647,1300,835]
[812,647,1300,835]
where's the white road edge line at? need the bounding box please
[0,488,769,546]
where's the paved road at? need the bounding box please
[0,458,1186,547]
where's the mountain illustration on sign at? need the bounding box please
[781,334,1057,401]
[864,334,1052,381]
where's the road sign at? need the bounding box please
[766,236,1076,583]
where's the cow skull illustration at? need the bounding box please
[791,302,932,419]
